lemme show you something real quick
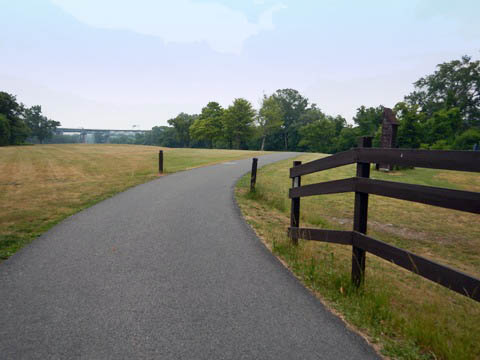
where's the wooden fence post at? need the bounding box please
[250,158,258,192]
[290,160,302,245]
[352,137,372,287]
[159,150,164,174]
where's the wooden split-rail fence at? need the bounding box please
[288,137,480,302]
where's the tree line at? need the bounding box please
[0,92,60,146]
[133,55,479,152]
[2,55,479,151]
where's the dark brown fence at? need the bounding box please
[288,137,480,302]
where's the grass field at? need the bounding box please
[0,144,265,260]
[235,154,480,360]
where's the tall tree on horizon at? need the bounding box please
[24,105,61,144]
[257,95,284,151]
[405,55,480,130]
[272,88,309,150]
[167,112,197,148]
[190,102,224,148]
[222,98,256,149]
[0,91,30,145]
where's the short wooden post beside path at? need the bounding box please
[250,158,258,192]
[159,150,164,174]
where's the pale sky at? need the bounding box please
[1,0,479,129]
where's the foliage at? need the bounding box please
[0,91,30,145]
[353,105,383,137]
[298,108,334,152]
[190,102,224,148]
[394,102,423,149]
[167,113,197,147]
[45,134,81,144]
[2,55,478,151]
[222,98,256,149]
[272,88,309,150]
[452,128,480,150]
[406,55,480,129]
[423,107,461,147]
[0,114,10,146]
[24,105,60,143]
[257,95,284,151]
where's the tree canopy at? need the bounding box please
[2,54,478,152]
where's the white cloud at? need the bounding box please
[50,0,285,53]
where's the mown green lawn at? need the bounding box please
[236,153,480,360]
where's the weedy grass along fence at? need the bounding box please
[288,137,480,302]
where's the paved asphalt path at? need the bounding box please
[0,153,379,359]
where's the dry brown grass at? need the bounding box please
[0,144,265,259]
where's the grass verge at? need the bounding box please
[0,144,265,260]
[235,153,480,360]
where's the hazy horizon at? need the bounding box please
[2,0,479,129]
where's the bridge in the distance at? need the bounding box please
[57,128,148,143]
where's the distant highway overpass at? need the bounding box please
[57,128,148,143]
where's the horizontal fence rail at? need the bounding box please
[290,148,480,178]
[289,177,480,214]
[288,227,480,301]
[288,137,480,302]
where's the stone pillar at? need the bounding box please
[377,107,399,171]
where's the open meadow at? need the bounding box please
[236,154,480,360]
[0,144,265,260]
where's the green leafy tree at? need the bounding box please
[352,105,383,136]
[24,105,60,144]
[393,102,424,148]
[110,134,134,144]
[298,119,336,153]
[167,113,197,147]
[190,102,224,148]
[0,91,30,145]
[258,95,284,151]
[272,89,309,150]
[0,114,10,146]
[336,126,359,152]
[222,98,256,149]
[406,55,480,129]
[452,128,480,150]
[424,107,462,147]
[298,108,339,153]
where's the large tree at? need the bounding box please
[167,113,197,148]
[24,105,60,144]
[393,102,424,149]
[297,107,347,153]
[222,98,256,149]
[272,89,309,150]
[405,55,480,130]
[257,95,283,151]
[190,102,224,148]
[298,111,336,153]
[0,91,30,145]
[0,114,10,146]
[352,105,383,137]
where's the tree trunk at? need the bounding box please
[284,132,288,150]
[260,136,266,151]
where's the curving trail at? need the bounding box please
[0,153,379,359]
